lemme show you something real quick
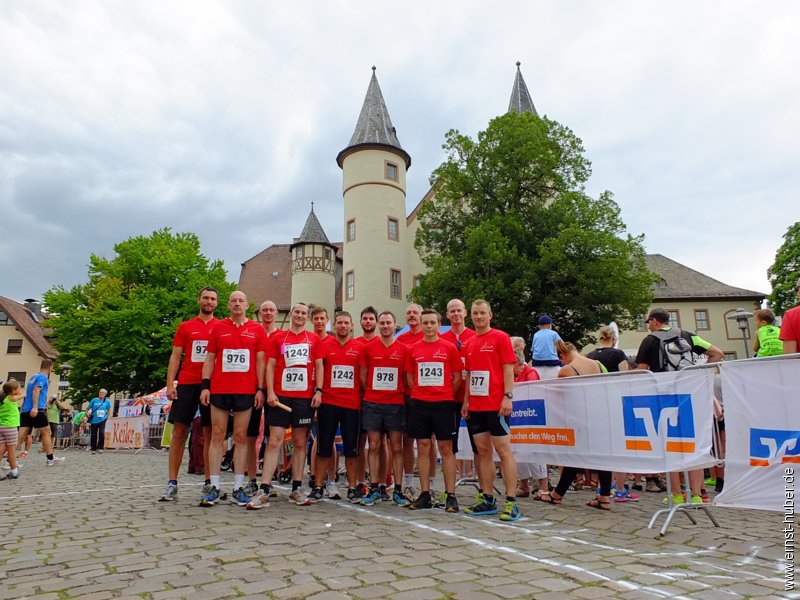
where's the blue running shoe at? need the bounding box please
[393,491,411,507]
[231,487,251,506]
[199,485,220,506]
[360,488,381,506]
[464,495,498,516]
[499,499,521,522]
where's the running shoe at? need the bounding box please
[18,451,28,458]
[269,488,278,498]
[393,491,411,507]
[360,488,381,506]
[433,491,448,509]
[304,487,324,504]
[8,470,19,479]
[699,489,711,503]
[159,482,178,502]
[408,491,433,510]
[289,488,307,504]
[199,485,220,506]
[704,477,716,487]
[645,479,661,493]
[1,460,9,470]
[445,494,459,513]
[46,457,65,466]
[614,488,639,503]
[379,485,391,502]
[499,499,521,522]
[98,449,104,454]
[246,489,270,510]
[356,482,369,498]
[347,487,363,504]
[464,495,498,516]
[244,480,259,497]
[662,494,685,505]
[231,487,252,506]
[325,481,341,500]
[691,494,704,504]
[403,485,416,502]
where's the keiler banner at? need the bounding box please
[457,369,716,474]
[716,358,800,512]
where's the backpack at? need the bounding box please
[650,328,696,371]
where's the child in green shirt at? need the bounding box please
[753,308,783,357]
[0,379,24,479]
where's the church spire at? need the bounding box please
[508,61,538,115]
[336,66,411,168]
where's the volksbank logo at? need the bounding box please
[749,428,800,467]
[508,398,574,446]
[622,394,695,453]
[509,399,546,426]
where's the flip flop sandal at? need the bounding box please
[538,492,561,505]
[586,497,611,511]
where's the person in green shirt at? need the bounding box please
[753,308,783,357]
[46,396,72,448]
[0,379,25,480]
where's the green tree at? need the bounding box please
[412,111,655,346]
[767,221,800,315]
[44,228,236,402]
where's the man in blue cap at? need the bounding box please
[530,315,562,380]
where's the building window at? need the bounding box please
[668,310,680,328]
[324,248,332,260]
[413,276,422,289]
[0,311,8,325]
[6,339,23,354]
[390,269,402,299]
[723,352,737,361]
[388,217,399,241]
[7,371,26,384]
[296,246,305,258]
[694,309,709,331]
[385,161,398,181]
[346,219,356,242]
[345,271,355,301]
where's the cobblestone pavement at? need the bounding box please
[0,448,793,599]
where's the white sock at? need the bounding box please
[234,473,244,490]
[404,474,414,488]
[210,475,220,489]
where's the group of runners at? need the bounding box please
[159,288,522,521]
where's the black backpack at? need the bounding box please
[650,328,696,371]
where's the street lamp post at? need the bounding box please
[727,308,754,359]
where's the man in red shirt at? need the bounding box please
[248,303,323,509]
[311,306,330,341]
[351,306,379,499]
[359,310,410,507]
[357,306,378,343]
[160,287,220,502]
[462,299,520,521]
[404,308,463,511]
[198,291,268,507]
[781,276,800,354]
[304,312,363,504]
[396,303,423,499]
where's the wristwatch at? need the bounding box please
[314,387,323,394]
[504,392,513,399]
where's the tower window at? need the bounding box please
[324,248,332,260]
[390,269,402,299]
[388,217,399,241]
[347,219,356,242]
[346,271,355,301]
[385,161,398,181]
[296,246,305,258]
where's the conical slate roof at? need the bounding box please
[336,67,411,168]
[291,205,334,249]
[508,62,538,115]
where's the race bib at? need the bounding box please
[222,348,250,372]
[418,362,444,387]
[191,340,208,363]
[372,367,398,391]
[95,409,106,419]
[469,370,490,396]
[284,343,310,367]
[331,365,355,389]
[282,367,308,391]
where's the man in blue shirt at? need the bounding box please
[530,315,562,380]
[17,359,65,466]
[86,389,112,454]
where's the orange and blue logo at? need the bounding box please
[509,399,574,446]
[622,394,695,453]
[749,428,800,466]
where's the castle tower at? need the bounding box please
[289,204,337,317]
[336,67,411,327]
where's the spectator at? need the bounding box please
[753,308,783,357]
[530,315,562,380]
[86,389,112,455]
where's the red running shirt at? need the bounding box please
[360,339,408,405]
[463,328,517,411]
[440,327,476,402]
[268,329,320,398]
[207,319,268,395]
[173,317,219,385]
[404,338,462,402]
[318,336,363,409]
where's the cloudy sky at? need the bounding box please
[1,1,798,305]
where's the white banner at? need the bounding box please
[104,416,147,449]
[715,359,800,512]
[457,369,716,474]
